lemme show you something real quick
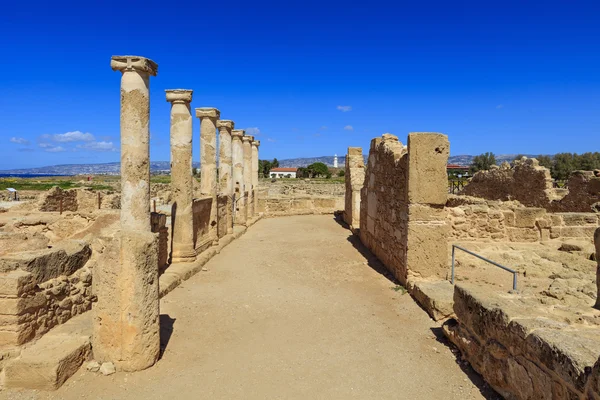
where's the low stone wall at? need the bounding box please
[259,180,345,197]
[192,197,213,253]
[0,241,93,349]
[257,196,343,217]
[359,133,450,284]
[461,158,600,213]
[444,284,600,399]
[448,197,599,243]
[38,187,119,213]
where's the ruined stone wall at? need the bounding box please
[193,197,213,253]
[216,195,228,238]
[38,187,120,213]
[344,147,364,229]
[39,187,78,212]
[0,241,93,349]
[257,196,343,217]
[447,196,600,243]
[444,284,600,400]
[259,180,345,197]
[461,158,600,213]
[359,133,450,284]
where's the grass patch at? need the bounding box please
[391,285,407,294]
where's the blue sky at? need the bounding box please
[1,0,599,169]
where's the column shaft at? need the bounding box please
[217,120,234,234]
[242,136,253,221]
[167,90,195,262]
[251,140,260,217]
[232,130,246,225]
[196,108,220,244]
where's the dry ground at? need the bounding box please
[3,215,499,400]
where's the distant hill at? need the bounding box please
[0,154,542,175]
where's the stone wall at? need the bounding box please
[217,195,229,239]
[344,147,364,229]
[0,241,93,349]
[257,196,343,217]
[359,133,450,284]
[38,187,120,213]
[259,180,345,197]
[461,158,600,213]
[193,197,213,253]
[444,284,600,400]
[447,196,600,243]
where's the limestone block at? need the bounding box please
[513,208,546,228]
[507,227,539,242]
[560,212,598,226]
[407,133,449,206]
[406,222,449,279]
[409,280,454,321]
[408,204,447,222]
[0,270,35,297]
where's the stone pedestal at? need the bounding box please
[251,140,260,217]
[242,135,253,222]
[196,108,220,245]
[166,90,195,262]
[217,120,234,234]
[94,55,159,372]
[231,130,246,225]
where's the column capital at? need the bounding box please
[232,129,245,139]
[111,55,158,76]
[165,89,193,104]
[252,140,260,148]
[217,120,234,130]
[195,108,220,119]
[242,135,253,143]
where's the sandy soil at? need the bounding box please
[2,215,499,400]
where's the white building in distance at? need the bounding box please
[333,154,338,168]
[270,167,298,178]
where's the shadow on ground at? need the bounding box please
[159,314,176,359]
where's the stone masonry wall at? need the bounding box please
[257,196,343,217]
[444,284,600,400]
[359,133,450,284]
[344,147,364,229]
[461,158,600,213]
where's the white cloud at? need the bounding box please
[245,127,260,136]
[337,105,352,112]
[39,143,53,148]
[496,104,504,109]
[344,125,354,131]
[267,138,276,143]
[77,141,118,152]
[45,146,66,153]
[10,137,31,145]
[52,131,95,142]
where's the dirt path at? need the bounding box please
[4,215,499,400]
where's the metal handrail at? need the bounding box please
[451,245,518,291]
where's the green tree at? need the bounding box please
[306,162,329,178]
[470,152,496,174]
[271,158,280,168]
[551,153,575,181]
[259,160,273,178]
[536,155,553,170]
[338,170,345,177]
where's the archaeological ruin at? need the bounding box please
[0,55,598,400]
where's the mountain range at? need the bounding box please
[0,154,538,176]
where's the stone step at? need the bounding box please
[3,313,91,390]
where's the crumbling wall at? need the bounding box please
[39,187,78,212]
[217,195,228,239]
[193,197,213,253]
[344,147,364,229]
[259,181,345,197]
[461,158,600,212]
[257,196,343,217]
[359,133,450,284]
[447,196,600,243]
[0,241,94,349]
[38,187,120,213]
[444,284,600,400]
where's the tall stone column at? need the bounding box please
[217,120,234,234]
[242,135,254,221]
[196,108,220,245]
[231,129,246,225]
[251,140,260,217]
[95,55,159,372]
[344,147,365,229]
[166,90,195,263]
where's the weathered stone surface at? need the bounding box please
[217,120,234,233]
[231,129,246,225]
[100,361,116,376]
[242,135,254,223]
[167,89,196,263]
[3,313,91,390]
[251,140,260,217]
[407,133,449,206]
[409,279,454,321]
[196,108,220,245]
[344,146,364,229]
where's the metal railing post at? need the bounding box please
[451,245,519,292]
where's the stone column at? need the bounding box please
[242,135,254,222]
[95,55,159,372]
[594,227,600,309]
[251,140,260,217]
[166,90,196,263]
[231,129,246,225]
[217,120,234,234]
[344,147,365,229]
[196,108,220,245]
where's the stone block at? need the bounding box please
[409,279,454,321]
[407,133,449,206]
[0,270,35,297]
[513,207,546,228]
[408,204,446,222]
[0,292,46,315]
[507,227,539,242]
[560,212,598,226]
[406,222,449,279]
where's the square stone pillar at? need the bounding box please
[166,90,196,263]
[94,55,160,372]
[242,135,253,222]
[251,140,260,217]
[232,129,246,225]
[195,108,220,245]
[217,120,234,234]
[344,147,364,229]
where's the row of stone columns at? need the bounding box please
[95,55,261,373]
